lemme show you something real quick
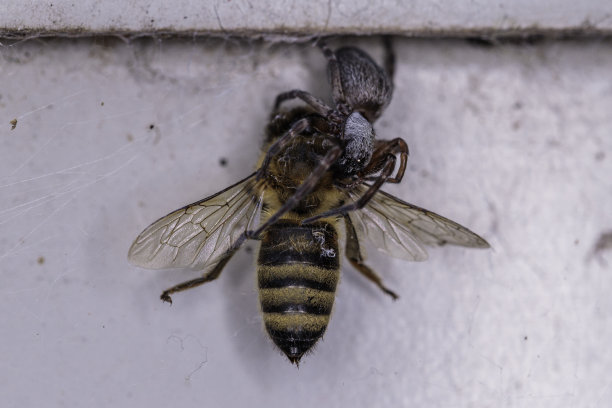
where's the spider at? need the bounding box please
[246,38,409,240]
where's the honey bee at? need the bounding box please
[128,40,489,365]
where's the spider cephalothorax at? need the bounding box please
[256,40,408,226]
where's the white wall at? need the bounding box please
[1,34,611,408]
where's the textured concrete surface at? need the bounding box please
[1,0,612,37]
[1,37,611,407]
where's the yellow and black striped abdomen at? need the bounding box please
[257,219,339,364]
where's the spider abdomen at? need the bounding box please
[334,47,393,121]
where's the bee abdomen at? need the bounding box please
[258,277,336,364]
[257,220,339,364]
[258,220,339,270]
[263,312,329,365]
[260,286,335,315]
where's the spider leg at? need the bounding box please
[248,144,343,239]
[382,36,395,82]
[344,215,398,300]
[302,153,397,224]
[273,90,333,116]
[370,137,409,183]
[317,41,350,115]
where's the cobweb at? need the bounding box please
[0,37,321,271]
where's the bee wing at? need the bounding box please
[344,213,369,261]
[128,173,264,270]
[348,186,489,262]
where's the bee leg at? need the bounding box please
[344,215,398,300]
[247,144,343,239]
[272,90,333,116]
[160,244,241,304]
[302,153,397,224]
[348,258,399,301]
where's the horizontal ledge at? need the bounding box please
[2,0,611,40]
[2,26,612,41]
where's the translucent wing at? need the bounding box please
[128,173,264,270]
[348,186,489,262]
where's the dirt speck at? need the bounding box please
[593,232,612,254]
[588,231,612,266]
